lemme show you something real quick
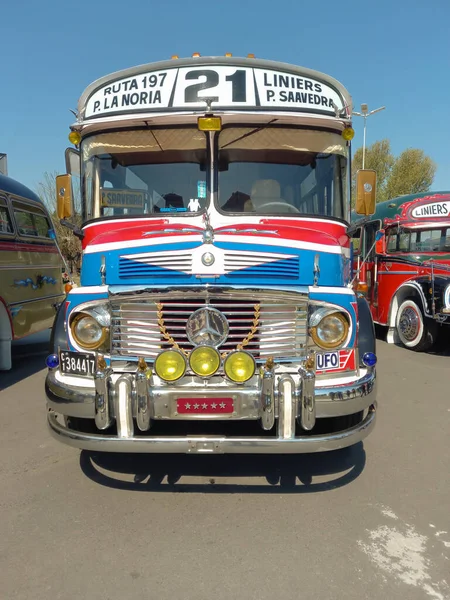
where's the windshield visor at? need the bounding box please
[81,128,208,219]
[217,128,348,218]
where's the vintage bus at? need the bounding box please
[0,173,66,370]
[352,191,450,351]
[46,54,378,454]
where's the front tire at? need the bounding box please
[396,299,436,351]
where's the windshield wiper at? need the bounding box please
[220,119,279,149]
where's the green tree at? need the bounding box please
[385,148,436,199]
[351,139,394,204]
[36,171,82,274]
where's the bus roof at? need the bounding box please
[0,173,42,204]
[75,55,352,125]
[352,191,450,227]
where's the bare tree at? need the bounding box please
[36,171,82,274]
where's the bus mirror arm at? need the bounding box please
[60,219,84,240]
[349,230,384,289]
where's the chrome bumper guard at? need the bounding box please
[46,360,377,453]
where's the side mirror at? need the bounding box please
[65,148,81,176]
[355,169,377,216]
[56,174,73,219]
[375,229,386,255]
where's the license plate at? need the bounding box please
[316,349,356,373]
[176,398,234,414]
[59,350,96,378]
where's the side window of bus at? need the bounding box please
[364,221,381,259]
[0,197,14,234]
[12,200,52,238]
[351,228,361,255]
[387,230,398,252]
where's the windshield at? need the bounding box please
[81,128,208,220]
[217,127,348,218]
[387,227,450,253]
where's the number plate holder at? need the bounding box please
[59,350,96,378]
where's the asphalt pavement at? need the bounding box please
[0,331,449,600]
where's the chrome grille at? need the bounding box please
[110,290,308,361]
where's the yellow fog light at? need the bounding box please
[224,351,256,383]
[342,127,354,141]
[310,311,349,349]
[68,130,81,145]
[155,350,186,382]
[197,116,222,131]
[189,346,220,377]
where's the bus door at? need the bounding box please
[362,220,381,319]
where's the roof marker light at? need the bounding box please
[342,127,355,141]
[192,52,201,58]
[225,53,232,57]
[247,53,255,58]
[68,131,81,146]
[171,55,179,59]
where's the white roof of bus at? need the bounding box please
[75,55,352,124]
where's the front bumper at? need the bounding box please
[46,364,377,454]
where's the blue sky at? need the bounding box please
[1,0,449,194]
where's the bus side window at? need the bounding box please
[0,197,13,234]
[386,228,398,252]
[364,221,381,259]
[33,213,53,238]
[12,200,53,238]
[352,228,361,254]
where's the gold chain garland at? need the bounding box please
[156,302,260,358]
[157,302,189,357]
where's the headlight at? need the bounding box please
[189,346,220,377]
[310,310,349,349]
[155,350,186,381]
[224,351,256,382]
[71,313,108,349]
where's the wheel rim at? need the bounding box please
[399,306,421,342]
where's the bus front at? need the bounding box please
[46,55,377,453]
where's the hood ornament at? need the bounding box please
[186,307,229,348]
[202,211,215,244]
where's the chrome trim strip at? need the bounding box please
[47,405,376,454]
[10,293,64,306]
[378,271,418,275]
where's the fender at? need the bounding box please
[49,300,69,355]
[0,296,13,335]
[0,298,13,370]
[357,294,376,360]
[387,281,430,330]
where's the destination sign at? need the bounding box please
[411,201,450,218]
[84,65,345,119]
[100,189,146,209]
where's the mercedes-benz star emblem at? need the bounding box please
[186,307,229,347]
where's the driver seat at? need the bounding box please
[246,179,284,211]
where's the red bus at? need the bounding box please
[352,191,450,351]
